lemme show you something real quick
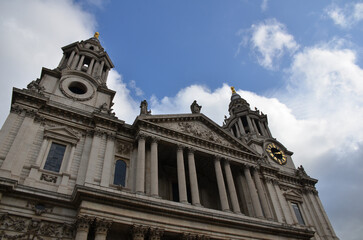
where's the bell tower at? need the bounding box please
[36,32,116,113]
[224,87,295,172]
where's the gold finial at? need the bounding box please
[231,86,236,94]
[94,32,100,39]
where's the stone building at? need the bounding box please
[0,34,338,240]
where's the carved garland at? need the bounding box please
[0,213,74,239]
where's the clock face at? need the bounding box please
[266,143,287,165]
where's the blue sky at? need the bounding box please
[1,1,363,239]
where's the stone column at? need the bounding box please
[94,218,112,240]
[70,54,80,69]
[243,165,263,218]
[214,156,230,211]
[98,61,105,77]
[252,119,260,135]
[235,124,241,138]
[246,116,255,133]
[252,168,272,219]
[100,134,116,187]
[188,149,200,206]
[238,117,246,135]
[150,138,159,197]
[149,227,164,240]
[223,160,241,213]
[87,58,95,74]
[131,225,148,240]
[75,216,93,240]
[66,50,76,67]
[177,145,188,203]
[92,61,99,76]
[136,135,146,194]
[57,53,66,68]
[257,121,268,137]
[230,129,235,137]
[103,68,110,81]
[77,55,85,70]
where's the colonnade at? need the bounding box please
[134,135,273,218]
[59,50,109,81]
[230,115,272,138]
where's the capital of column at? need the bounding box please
[214,155,222,161]
[177,144,185,151]
[151,136,160,143]
[188,147,195,154]
[136,133,147,140]
[149,227,164,239]
[106,133,117,141]
[131,224,148,238]
[76,215,94,232]
[95,218,112,235]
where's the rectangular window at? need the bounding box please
[291,202,305,225]
[43,143,66,172]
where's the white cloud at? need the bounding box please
[261,0,268,12]
[0,0,95,126]
[239,19,299,70]
[128,80,144,97]
[107,71,139,123]
[325,2,363,28]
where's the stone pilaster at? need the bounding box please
[100,134,116,187]
[1,110,40,178]
[85,130,103,184]
[265,178,284,222]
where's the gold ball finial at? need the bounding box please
[94,32,100,39]
[231,86,236,94]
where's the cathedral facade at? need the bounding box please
[0,35,338,239]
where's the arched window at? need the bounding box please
[114,160,127,186]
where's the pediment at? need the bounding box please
[284,189,303,202]
[140,114,257,155]
[44,126,80,144]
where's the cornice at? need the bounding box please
[72,185,314,239]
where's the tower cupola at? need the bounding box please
[224,87,272,140]
[57,32,114,86]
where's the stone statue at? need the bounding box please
[27,78,45,93]
[140,100,151,115]
[190,100,202,114]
